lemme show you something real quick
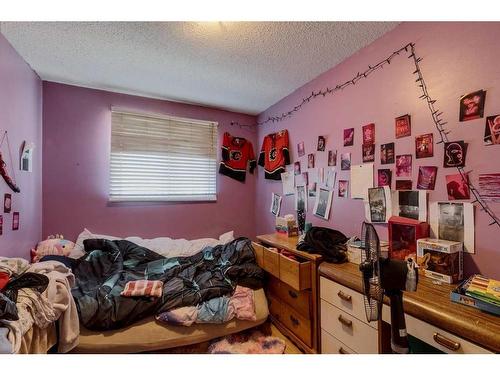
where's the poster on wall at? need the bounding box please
[377,169,392,187]
[295,185,307,211]
[328,150,337,166]
[430,202,475,253]
[350,163,373,200]
[313,188,333,220]
[364,186,392,223]
[4,194,12,213]
[443,141,467,168]
[307,153,315,169]
[362,123,375,145]
[380,143,395,164]
[294,161,301,176]
[395,154,412,177]
[270,193,282,217]
[446,173,471,200]
[281,171,295,196]
[317,136,326,151]
[395,114,411,138]
[308,182,317,198]
[326,168,337,189]
[318,168,325,184]
[415,133,434,159]
[417,166,438,190]
[484,115,500,146]
[302,172,309,185]
[338,180,349,198]
[478,173,500,202]
[362,144,375,163]
[459,89,486,122]
[340,153,351,171]
[343,128,354,146]
[392,190,427,222]
[395,180,412,190]
[297,141,305,157]
[12,212,19,231]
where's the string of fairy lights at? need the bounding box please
[232,42,500,228]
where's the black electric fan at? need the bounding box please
[359,222,418,354]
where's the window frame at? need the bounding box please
[109,108,218,203]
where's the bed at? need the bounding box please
[68,230,269,354]
[72,288,268,353]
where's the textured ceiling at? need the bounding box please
[1,22,398,114]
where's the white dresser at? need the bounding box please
[320,276,379,353]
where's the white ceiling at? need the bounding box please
[1,22,399,115]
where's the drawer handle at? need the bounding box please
[338,314,353,328]
[288,290,298,299]
[337,290,352,302]
[433,333,461,351]
[290,315,300,327]
[338,347,348,354]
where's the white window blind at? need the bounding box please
[110,110,218,202]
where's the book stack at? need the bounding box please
[450,275,500,316]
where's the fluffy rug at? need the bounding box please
[208,330,286,354]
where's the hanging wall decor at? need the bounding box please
[395,115,411,138]
[238,43,499,227]
[377,169,392,187]
[340,153,351,171]
[328,150,337,166]
[362,123,375,145]
[0,131,21,193]
[343,128,354,146]
[380,142,395,164]
[415,133,434,159]
[3,194,11,213]
[395,154,412,177]
[459,90,486,122]
[12,212,19,231]
[20,141,34,172]
[446,173,471,200]
[443,141,467,168]
[484,115,500,146]
[417,166,438,190]
[307,153,315,169]
[317,136,326,151]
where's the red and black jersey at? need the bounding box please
[219,132,256,182]
[258,129,290,180]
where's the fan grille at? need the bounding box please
[361,222,383,322]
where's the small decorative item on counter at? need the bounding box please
[388,216,429,261]
[416,238,463,284]
[275,215,298,237]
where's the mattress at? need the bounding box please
[72,288,269,353]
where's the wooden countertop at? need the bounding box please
[319,262,500,353]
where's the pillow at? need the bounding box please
[121,280,163,298]
[31,235,76,263]
[69,228,121,259]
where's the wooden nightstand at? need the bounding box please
[253,234,322,353]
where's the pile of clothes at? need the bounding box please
[0,257,79,354]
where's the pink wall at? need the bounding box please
[42,82,258,241]
[256,22,500,278]
[0,33,43,258]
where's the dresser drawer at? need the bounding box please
[279,253,311,290]
[268,276,311,318]
[281,303,312,347]
[267,293,282,320]
[321,329,356,354]
[381,304,492,353]
[252,242,265,268]
[320,277,377,329]
[321,300,378,354]
[262,246,280,278]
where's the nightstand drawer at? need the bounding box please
[281,303,312,347]
[321,300,378,354]
[279,253,311,291]
[320,277,376,329]
[262,246,280,278]
[268,276,311,318]
[321,329,356,354]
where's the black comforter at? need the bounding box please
[71,237,264,331]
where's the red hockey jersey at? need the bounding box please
[219,132,256,182]
[258,129,290,180]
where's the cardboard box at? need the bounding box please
[450,276,500,316]
[417,238,463,284]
